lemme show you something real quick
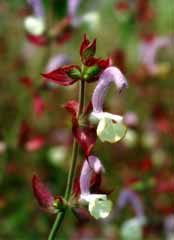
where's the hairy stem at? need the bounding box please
[48,80,86,240]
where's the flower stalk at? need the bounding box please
[48,80,86,240]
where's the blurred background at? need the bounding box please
[0,0,174,239]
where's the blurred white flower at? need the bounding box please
[24,16,45,36]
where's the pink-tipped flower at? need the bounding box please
[32,175,57,213]
[91,66,128,121]
[139,35,172,74]
[117,188,144,218]
[27,0,45,18]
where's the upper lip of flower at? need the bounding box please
[92,66,128,115]
[79,155,105,200]
[117,188,144,218]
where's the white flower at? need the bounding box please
[79,155,112,219]
[24,16,45,36]
[90,66,128,143]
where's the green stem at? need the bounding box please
[48,80,86,240]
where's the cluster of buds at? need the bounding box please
[32,34,128,219]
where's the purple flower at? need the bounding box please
[80,155,105,202]
[117,188,144,218]
[91,66,128,122]
[164,214,174,238]
[124,112,139,127]
[68,0,81,18]
[46,54,71,72]
[27,0,45,18]
[139,36,172,73]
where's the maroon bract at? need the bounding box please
[136,0,154,23]
[63,100,79,117]
[25,135,45,152]
[19,76,33,88]
[42,65,81,86]
[73,125,97,157]
[115,1,129,11]
[33,94,45,117]
[64,100,96,157]
[32,175,55,213]
[26,34,48,46]
[18,121,31,147]
[80,34,96,64]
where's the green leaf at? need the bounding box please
[97,117,127,143]
[88,198,112,219]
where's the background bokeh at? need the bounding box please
[0,0,174,239]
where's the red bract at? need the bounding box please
[140,32,156,43]
[33,94,45,117]
[25,135,45,152]
[19,76,33,88]
[72,125,97,157]
[32,175,54,210]
[63,100,79,117]
[111,48,126,73]
[80,34,90,56]
[80,34,96,65]
[57,29,72,45]
[64,100,96,156]
[115,1,129,11]
[42,65,81,86]
[140,157,152,172]
[136,0,154,23]
[155,181,174,193]
[97,58,111,69]
[26,34,48,46]
[18,121,31,147]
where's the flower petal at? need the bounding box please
[92,66,128,113]
[97,117,127,143]
[88,197,112,219]
[80,155,104,197]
